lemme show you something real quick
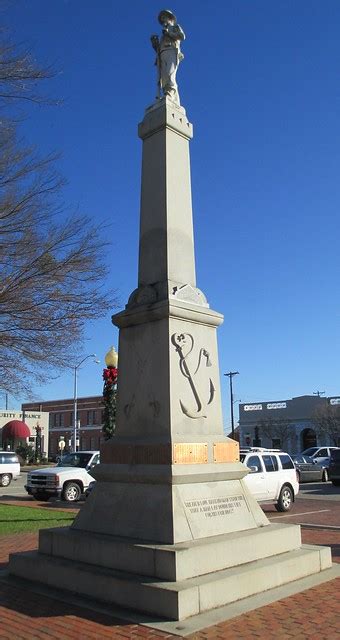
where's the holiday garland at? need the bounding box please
[102,366,118,440]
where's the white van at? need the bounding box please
[0,452,21,487]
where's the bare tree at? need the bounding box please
[0,31,117,397]
[256,418,292,450]
[0,39,54,105]
[312,404,340,446]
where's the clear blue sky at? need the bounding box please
[4,1,340,427]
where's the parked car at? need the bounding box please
[25,451,100,502]
[292,455,329,483]
[0,451,20,487]
[301,446,339,465]
[240,448,299,512]
[328,449,340,486]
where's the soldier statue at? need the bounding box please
[151,9,185,105]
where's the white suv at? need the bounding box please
[0,452,20,487]
[240,448,299,512]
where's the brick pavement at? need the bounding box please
[0,526,339,639]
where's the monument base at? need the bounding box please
[9,523,331,620]
[9,464,332,621]
[70,462,268,544]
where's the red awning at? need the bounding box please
[2,420,31,440]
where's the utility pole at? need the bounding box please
[313,390,325,397]
[224,371,239,440]
[73,354,100,453]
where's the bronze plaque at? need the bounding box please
[173,443,208,464]
[101,443,172,465]
[213,441,240,463]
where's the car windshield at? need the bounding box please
[302,447,318,456]
[1,454,18,463]
[57,453,92,468]
[293,455,305,463]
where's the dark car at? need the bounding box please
[292,455,329,483]
[329,449,340,486]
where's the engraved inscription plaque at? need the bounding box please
[180,489,256,537]
[173,443,208,464]
[184,495,246,518]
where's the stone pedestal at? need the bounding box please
[9,97,333,621]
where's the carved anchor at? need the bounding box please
[171,333,215,419]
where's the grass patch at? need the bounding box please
[0,504,75,535]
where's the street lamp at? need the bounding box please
[105,346,118,368]
[224,371,239,440]
[34,423,42,462]
[73,354,100,453]
[102,346,118,440]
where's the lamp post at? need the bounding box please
[73,354,100,453]
[224,371,239,440]
[35,423,42,462]
[102,346,118,440]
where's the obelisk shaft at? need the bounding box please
[111,98,225,443]
[138,98,196,291]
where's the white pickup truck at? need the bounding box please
[25,451,100,502]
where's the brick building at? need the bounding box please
[22,396,104,458]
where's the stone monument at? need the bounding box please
[9,10,333,623]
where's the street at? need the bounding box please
[0,472,28,499]
[298,480,340,502]
[1,474,339,521]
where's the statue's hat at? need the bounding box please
[158,9,177,24]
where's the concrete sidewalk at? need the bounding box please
[0,525,339,639]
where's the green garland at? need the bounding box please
[102,366,118,440]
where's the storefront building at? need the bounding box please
[239,394,340,454]
[0,410,49,457]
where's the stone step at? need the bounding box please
[39,522,302,581]
[10,543,331,621]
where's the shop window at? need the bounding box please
[252,438,262,447]
[87,410,96,426]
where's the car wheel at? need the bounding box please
[332,480,340,487]
[62,482,81,502]
[33,492,50,502]
[322,469,328,482]
[0,473,12,487]
[275,485,294,512]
